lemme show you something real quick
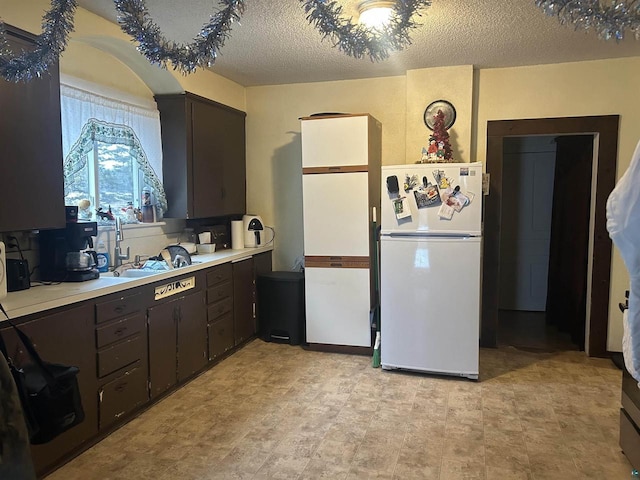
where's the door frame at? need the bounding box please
[481,115,619,356]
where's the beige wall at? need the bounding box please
[3,1,639,351]
[406,65,474,163]
[245,76,407,271]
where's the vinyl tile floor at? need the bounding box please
[45,339,631,480]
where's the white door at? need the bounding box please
[381,163,483,236]
[302,172,370,257]
[380,235,481,377]
[301,116,369,168]
[305,266,371,347]
[499,137,555,311]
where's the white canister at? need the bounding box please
[231,220,244,250]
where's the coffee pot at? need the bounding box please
[40,221,100,282]
[65,251,98,271]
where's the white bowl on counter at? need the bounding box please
[196,244,216,254]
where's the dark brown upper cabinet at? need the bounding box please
[0,24,65,232]
[155,92,247,219]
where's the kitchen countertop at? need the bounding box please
[1,245,273,322]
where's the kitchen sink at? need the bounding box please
[118,268,166,278]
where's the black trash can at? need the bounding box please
[257,271,305,345]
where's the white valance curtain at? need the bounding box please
[59,77,164,182]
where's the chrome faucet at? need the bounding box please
[114,217,130,268]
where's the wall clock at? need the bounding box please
[424,100,456,131]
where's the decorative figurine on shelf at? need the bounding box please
[422,109,454,163]
[141,188,155,223]
[96,205,115,221]
[78,199,92,220]
[122,202,137,222]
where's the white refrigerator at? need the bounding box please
[380,162,482,379]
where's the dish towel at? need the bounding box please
[607,138,640,383]
[0,352,36,479]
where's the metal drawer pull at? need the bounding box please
[114,327,127,336]
[115,382,128,392]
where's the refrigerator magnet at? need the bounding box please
[393,197,412,219]
[414,190,430,209]
[404,174,418,192]
[437,202,455,220]
[415,186,441,208]
[386,175,400,195]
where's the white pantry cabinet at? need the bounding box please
[300,114,381,349]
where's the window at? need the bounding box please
[60,79,167,225]
[64,120,165,223]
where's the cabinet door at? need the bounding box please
[301,116,369,168]
[147,299,178,399]
[302,172,370,256]
[0,25,64,231]
[305,266,371,347]
[191,99,225,218]
[191,99,246,218]
[177,289,207,381]
[0,303,97,476]
[233,257,255,345]
[209,313,234,360]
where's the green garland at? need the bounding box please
[300,0,431,61]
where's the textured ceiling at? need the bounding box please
[77,0,640,86]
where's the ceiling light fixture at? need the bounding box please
[358,1,395,29]
[301,0,431,61]
[535,0,640,41]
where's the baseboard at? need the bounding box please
[304,343,372,356]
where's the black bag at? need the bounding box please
[0,321,84,445]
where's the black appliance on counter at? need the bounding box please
[39,221,100,282]
[6,258,30,292]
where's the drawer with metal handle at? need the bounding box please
[207,297,233,322]
[96,291,143,324]
[207,282,233,305]
[96,313,145,349]
[97,334,145,378]
[98,364,148,430]
[206,263,232,288]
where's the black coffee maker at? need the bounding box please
[40,221,100,282]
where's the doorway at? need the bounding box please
[497,135,593,352]
[481,116,619,356]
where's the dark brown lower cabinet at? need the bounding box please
[95,291,149,432]
[209,313,235,359]
[233,257,255,345]
[0,304,97,477]
[0,254,268,477]
[98,363,148,430]
[148,297,179,399]
[177,289,208,382]
[148,288,207,398]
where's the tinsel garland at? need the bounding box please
[113,0,245,74]
[536,0,640,41]
[300,0,431,61]
[0,0,77,82]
